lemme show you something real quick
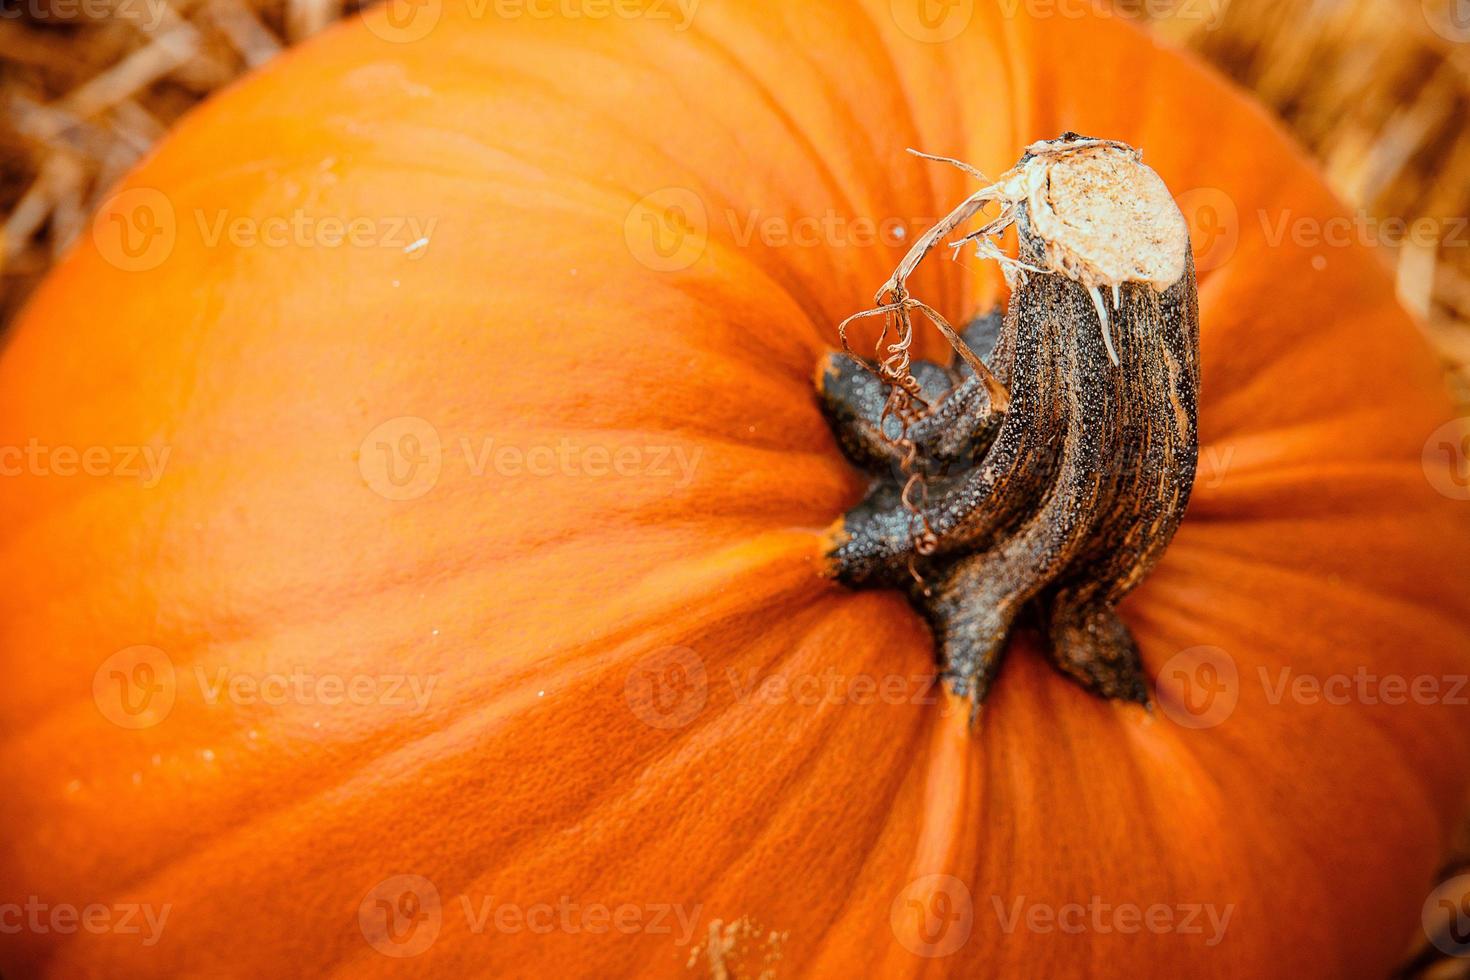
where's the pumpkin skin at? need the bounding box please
[1,1,1468,976]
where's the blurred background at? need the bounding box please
[1,0,1468,975]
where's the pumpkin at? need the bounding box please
[1,0,1467,977]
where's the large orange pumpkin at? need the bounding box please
[2,1,1467,977]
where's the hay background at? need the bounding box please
[1,0,1468,975]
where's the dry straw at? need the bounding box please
[1143,0,1470,407]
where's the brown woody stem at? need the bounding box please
[818,134,1200,718]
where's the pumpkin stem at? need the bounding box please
[818,134,1200,720]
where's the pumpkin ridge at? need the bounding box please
[439,599,928,968]
[670,19,876,244]
[618,640,922,977]
[43,545,854,927]
[1138,542,1470,647]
